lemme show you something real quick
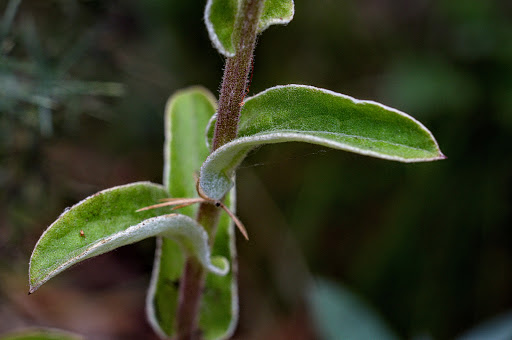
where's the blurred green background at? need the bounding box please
[1,0,511,339]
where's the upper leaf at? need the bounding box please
[147,88,238,339]
[29,182,228,294]
[201,85,445,199]
[259,0,295,32]
[205,0,294,56]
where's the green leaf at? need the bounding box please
[0,328,83,340]
[163,87,217,204]
[205,0,294,56]
[200,84,445,199]
[204,0,238,57]
[147,87,215,337]
[146,88,238,339]
[308,278,399,340]
[29,182,228,294]
[259,0,295,32]
[199,190,238,339]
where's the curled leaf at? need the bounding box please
[201,85,445,200]
[29,182,227,294]
[146,87,238,339]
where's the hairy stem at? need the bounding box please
[176,202,220,340]
[175,2,265,338]
[175,257,206,340]
[212,0,265,150]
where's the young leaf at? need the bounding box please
[205,0,294,56]
[29,182,228,294]
[200,84,445,199]
[259,0,295,32]
[146,88,238,339]
[308,278,399,340]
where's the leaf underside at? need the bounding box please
[29,182,169,293]
[147,87,238,339]
[200,84,445,200]
[205,0,294,56]
[28,182,228,294]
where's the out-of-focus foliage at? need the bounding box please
[1,0,511,339]
[308,278,399,340]
[308,278,512,340]
[0,0,123,137]
[456,312,512,340]
[0,328,84,340]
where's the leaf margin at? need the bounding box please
[146,86,239,339]
[204,0,295,57]
[200,84,446,200]
[28,182,228,294]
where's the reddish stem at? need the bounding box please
[175,1,265,338]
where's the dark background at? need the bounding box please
[1,0,511,339]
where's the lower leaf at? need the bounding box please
[146,190,238,340]
[29,182,227,294]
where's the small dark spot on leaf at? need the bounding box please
[166,279,180,289]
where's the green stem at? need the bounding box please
[175,1,265,338]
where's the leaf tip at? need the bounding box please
[28,275,43,294]
[426,150,447,162]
